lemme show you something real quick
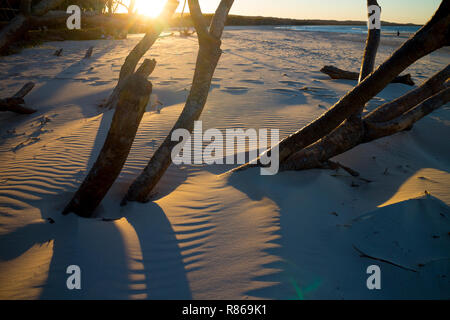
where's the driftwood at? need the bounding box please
[63,2,179,217]
[321,1,413,87]
[233,0,450,173]
[84,47,94,59]
[280,66,450,171]
[353,245,418,273]
[359,0,381,83]
[122,0,234,204]
[320,66,415,86]
[364,86,450,141]
[102,0,179,110]
[63,60,155,217]
[0,82,36,114]
[366,65,450,123]
[53,48,63,56]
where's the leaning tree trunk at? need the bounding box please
[359,0,381,83]
[0,0,65,54]
[103,0,179,110]
[233,0,450,173]
[366,64,450,122]
[122,0,234,204]
[281,0,382,171]
[63,60,155,217]
[364,85,450,141]
[279,66,450,171]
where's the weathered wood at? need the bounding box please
[366,65,450,122]
[364,87,450,141]
[103,0,179,110]
[0,98,36,114]
[320,66,415,86]
[359,0,381,83]
[84,47,94,59]
[233,1,449,172]
[280,118,364,171]
[123,0,234,204]
[13,82,35,98]
[0,82,36,114]
[63,63,154,217]
[279,72,450,172]
[53,48,63,56]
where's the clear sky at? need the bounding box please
[128,0,442,25]
[196,0,442,24]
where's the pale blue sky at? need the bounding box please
[193,0,442,24]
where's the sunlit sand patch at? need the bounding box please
[379,168,450,208]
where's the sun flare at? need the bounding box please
[134,0,168,18]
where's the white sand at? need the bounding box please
[0,26,449,299]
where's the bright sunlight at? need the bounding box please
[133,0,168,18]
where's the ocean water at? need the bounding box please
[275,25,421,36]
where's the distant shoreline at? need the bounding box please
[203,14,422,27]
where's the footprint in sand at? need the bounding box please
[240,79,264,85]
[158,80,179,85]
[89,80,113,87]
[269,88,299,96]
[279,80,304,87]
[221,87,249,95]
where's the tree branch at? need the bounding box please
[365,64,450,123]
[209,0,234,39]
[364,86,450,141]
[123,0,234,204]
[188,0,211,41]
[233,1,450,172]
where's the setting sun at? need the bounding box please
[133,0,169,18]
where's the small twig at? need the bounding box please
[326,160,360,177]
[353,245,418,273]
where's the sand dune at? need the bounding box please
[0,27,449,299]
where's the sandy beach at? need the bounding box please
[0,26,449,299]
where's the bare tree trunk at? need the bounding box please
[320,66,415,86]
[359,0,381,83]
[279,65,450,171]
[103,0,179,110]
[364,87,450,141]
[0,82,36,114]
[366,65,450,122]
[0,0,65,54]
[233,0,450,172]
[63,60,155,217]
[122,0,234,204]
